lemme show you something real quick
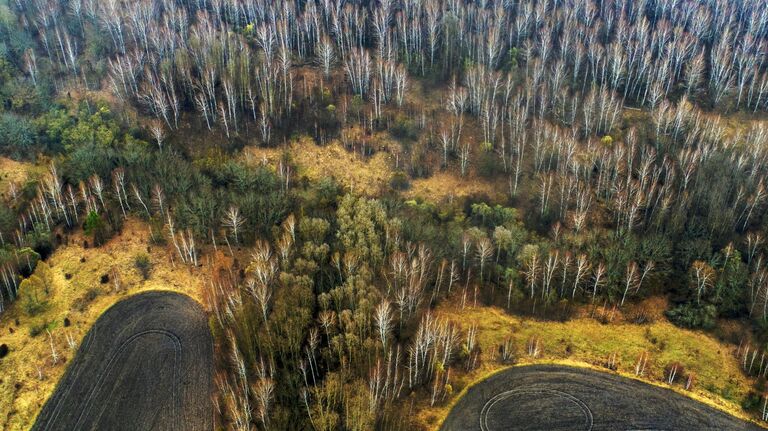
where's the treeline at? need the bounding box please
[0,99,292,312]
[4,0,768,126]
[3,0,768,153]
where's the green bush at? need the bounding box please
[390,116,419,141]
[666,303,717,329]
[0,113,36,159]
[389,171,410,190]
[477,149,501,178]
[83,211,109,246]
[741,392,762,411]
[134,253,152,279]
[28,320,51,337]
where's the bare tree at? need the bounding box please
[621,261,639,306]
[316,35,335,77]
[374,300,393,350]
[222,206,245,244]
[476,237,493,285]
[691,260,715,304]
[345,47,372,96]
[572,254,590,299]
[149,119,166,150]
[253,377,274,428]
[248,279,272,327]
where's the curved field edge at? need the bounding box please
[30,290,210,428]
[31,290,212,431]
[415,303,764,431]
[440,364,763,431]
[0,219,205,431]
[434,361,763,431]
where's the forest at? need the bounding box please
[1,0,768,429]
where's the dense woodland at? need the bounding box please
[2,0,768,428]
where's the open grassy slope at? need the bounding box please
[244,135,395,196]
[0,157,42,199]
[412,299,760,430]
[0,219,204,431]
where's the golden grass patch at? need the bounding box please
[243,133,510,205]
[0,157,41,201]
[0,218,205,431]
[405,171,506,203]
[244,135,394,196]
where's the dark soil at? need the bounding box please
[441,364,765,431]
[32,291,213,431]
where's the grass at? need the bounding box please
[405,171,506,204]
[413,298,761,430]
[0,218,205,431]
[0,157,42,200]
[244,134,394,196]
[244,132,508,204]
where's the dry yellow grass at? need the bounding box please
[244,133,507,203]
[621,104,768,145]
[405,172,506,203]
[59,85,120,108]
[244,135,394,196]
[0,157,41,200]
[0,218,205,431]
[414,301,759,430]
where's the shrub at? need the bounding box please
[19,265,51,316]
[742,392,762,411]
[665,303,717,329]
[72,287,101,312]
[497,337,516,364]
[0,113,36,159]
[408,142,431,178]
[134,253,152,279]
[477,151,501,178]
[390,116,419,141]
[28,320,51,337]
[389,171,410,190]
[664,361,686,384]
[148,218,167,245]
[83,211,109,246]
[626,305,655,324]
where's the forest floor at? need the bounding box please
[415,298,759,430]
[0,218,205,431]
